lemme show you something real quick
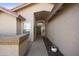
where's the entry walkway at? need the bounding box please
[27,38,48,56]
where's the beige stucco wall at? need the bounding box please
[17,19,21,34]
[0,34,29,56]
[0,45,19,56]
[16,3,54,41]
[47,4,79,56]
[17,18,24,34]
[0,12,17,35]
[19,38,29,56]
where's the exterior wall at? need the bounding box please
[17,19,21,34]
[0,34,29,56]
[19,37,29,56]
[16,3,54,41]
[0,45,19,56]
[21,20,24,34]
[0,12,17,35]
[19,34,30,56]
[47,4,79,56]
[17,18,24,34]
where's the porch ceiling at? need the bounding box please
[34,11,50,21]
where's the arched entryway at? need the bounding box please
[35,20,46,39]
[34,11,50,40]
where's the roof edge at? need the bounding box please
[0,6,19,17]
[0,6,25,21]
[12,3,32,11]
[46,3,64,22]
[12,3,54,12]
[18,15,25,21]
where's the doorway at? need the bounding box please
[35,20,46,40]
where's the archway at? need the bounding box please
[34,11,50,41]
[36,20,46,39]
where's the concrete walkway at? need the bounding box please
[27,38,48,56]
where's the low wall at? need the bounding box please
[0,34,29,56]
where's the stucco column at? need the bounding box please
[45,21,48,37]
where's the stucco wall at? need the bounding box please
[0,34,29,56]
[0,45,19,56]
[16,3,54,41]
[17,19,21,34]
[47,4,79,56]
[19,38,29,56]
[0,12,17,35]
[17,18,24,34]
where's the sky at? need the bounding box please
[0,3,22,9]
